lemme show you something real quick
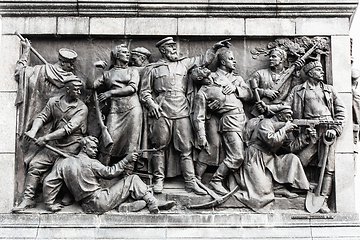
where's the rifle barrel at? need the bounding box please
[15,31,48,64]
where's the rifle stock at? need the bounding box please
[93,91,113,148]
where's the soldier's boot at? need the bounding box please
[152,152,165,194]
[319,173,333,214]
[12,175,39,212]
[274,183,298,198]
[181,159,207,195]
[195,161,208,181]
[143,192,176,214]
[209,162,230,196]
[12,198,37,213]
[118,200,147,213]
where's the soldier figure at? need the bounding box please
[261,61,346,213]
[43,136,175,214]
[191,50,253,195]
[140,37,230,194]
[15,39,78,137]
[235,106,309,212]
[130,47,151,68]
[13,76,88,212]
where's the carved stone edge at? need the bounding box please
[0,2,357,18]
[1,213,359,228]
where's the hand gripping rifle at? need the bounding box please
[93,91,113,148]
[262,40,320,104]
[25,134,71,158]
[15,31,48,64]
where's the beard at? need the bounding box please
[165,51,179,61]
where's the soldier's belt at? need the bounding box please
[159,90,185,97]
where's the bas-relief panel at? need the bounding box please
[12,35,348,215]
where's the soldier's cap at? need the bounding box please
[156,37,176,48]
[131,47,151,58]
[352,68,360,80]
[303,61,322,74]
[64,75,82,86]
[276,105,293,115]
[59,48,78,62]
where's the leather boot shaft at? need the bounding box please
[321,173,333,197]
[195,161,208,180]
[211,162,230,183]
[152,151,165,182]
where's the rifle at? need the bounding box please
[93,91,113,148]
[15,31,48,64]
[136,148,159,155]
[133,148,159,172]
[263,41,320,104]
[292,119,343,144]
[25,134,71,158]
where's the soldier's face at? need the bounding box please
[222,52,236,71]
[162,44,178,61]
[117,48,130,63]
[130,53,144,67]
[279,112,293,122]
[61,61,75,72]
[67,84,81,99]
[309,67,324,81]
[86,141,98,159]
[269,52,282,67]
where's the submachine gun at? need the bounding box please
[292,119,343,144]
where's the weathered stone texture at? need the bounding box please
[90,18,125,35]
[178,18,245,36]
[58,17,90,35]
[335,153,356,213]
[296,18,350,35]
[125,18,177,35]
[0,93,17,153]
[246,18,296,36]
[0,155,15,212]
[0,35,20,91]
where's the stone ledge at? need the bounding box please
[1,213,358,228]
[0,213,359,239]
[0,2,357,18]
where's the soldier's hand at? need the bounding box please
[148,103,161,119]
[208,99,220,110]
[21,38,31,50]
[98,91,111,102]
[306,127,317,139]
[35,136,47,146]
[263,89,279,100]
[222,84,236,95]
[94,60,107,69]
[294,58,305,70]
[198,135,209,149]
[284,121,297,132]
[255,100,267,113]
[213,38,232,49]
[126,152,140,163]
[325,129,337,139]
[24,130,36,141]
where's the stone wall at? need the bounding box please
[0,0,357,214]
